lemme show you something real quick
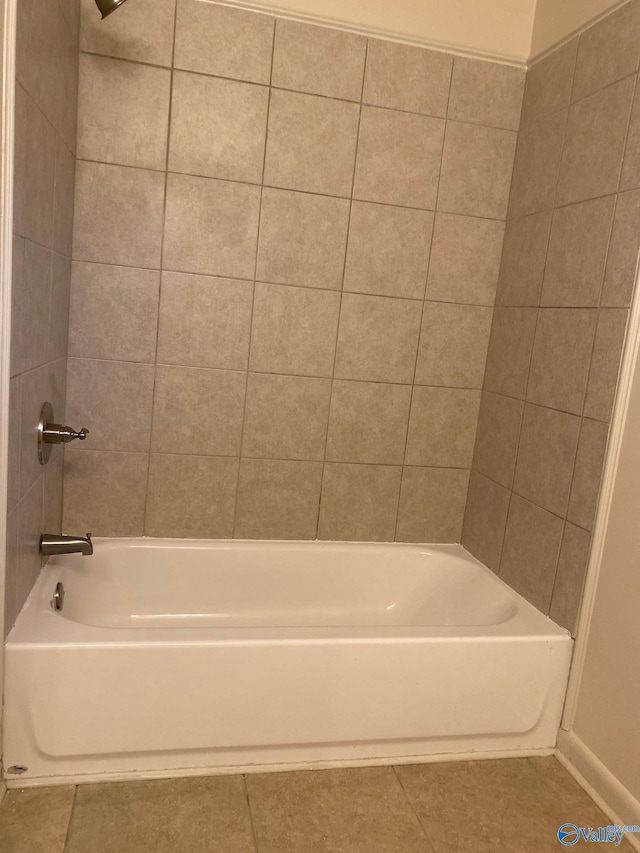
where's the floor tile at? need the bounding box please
[529,757,633,851]
[0,786,74,853]
[397,758,599,852]
[64,776,255,853]
[246,767,433,853]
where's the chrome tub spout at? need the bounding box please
[40,534,93,557]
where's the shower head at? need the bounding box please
[95,0,129,18]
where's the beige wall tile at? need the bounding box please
[472,391,523,489]
[416,302,492,388]
[169,72,269,184]
[527,308,598,414]
[426,213,504,306]
[354,106,444,209]
[326,380,411,465]
[363,39,452,117]
[541,196,616,307]
[483,307,537,399]
[77,54,171,171]
[17,0,78,149]
[66,358,155,452]
[584,308,629,421]
[235,459,322,539]
[7,377,22,512]
[257,189,349,290]
[514,404,581,516]
[73,161,165,268]
[448,58,524,131]
[318,463,402,542]
[496,211,551,307]
[500,494,564,613]
[20,361,66,499]
[461,471,510,572]
[10,237,24,378]
[4,507,19,634]
[621,83,640,190]
[568,418,609,531]
[242,373,331,460]
[249,283,340,377]
[174,0,274,84]
[508,110,567,218]
[550,523,592,635]
[438,121,516,219]
[14,85,56,248]
[69,262,160,362]
[396,467,469,543]
[556,76,635,206]
[335,293,422,384]
[145,454,238,538]
[163,173,260,278]
[53,136,75,257]
[602,190,640,307]
[16,477,45,613]
[44,451,64,535]
[157,272,252,370]
[571,0,640,102]
[58,0,80,35]
[405,386,480,467]
[344,202,433,299]
[13,240,51,375]
[151,365,246,456]
[63,449,148,536]
[48,254,72,362]
[520,39,578,126]
[273,19,366,101]
[80,0,176,66]
[264,90,359,197]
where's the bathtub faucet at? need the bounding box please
[40,533,93,557]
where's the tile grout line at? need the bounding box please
[495,39,579,591]
[140,0,180,537]
[242,774,260,853]
[546,66,640,608]
[393,58,454,543]
[78,46,523,134]
[391,766,439,853]
[315,39,369,540]
[61,785,78,853]
[231,17,277,540]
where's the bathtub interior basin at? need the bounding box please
[48,539,519,629]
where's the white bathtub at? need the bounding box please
[3,539,572,786]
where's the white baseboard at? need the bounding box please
[556,730,640,852]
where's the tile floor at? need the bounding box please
[0,757,633,852]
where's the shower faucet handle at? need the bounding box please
[38,402,89,465]
[45,425,90,443]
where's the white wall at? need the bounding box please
[531,0,627,57]
[212,0,537,63]
[567,331,640,806]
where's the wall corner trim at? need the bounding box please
[197,0,528,67]
[556,730,640,851]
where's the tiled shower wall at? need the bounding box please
[4,0,79,633]
[462,0,640,634]
[63,0,525,542]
